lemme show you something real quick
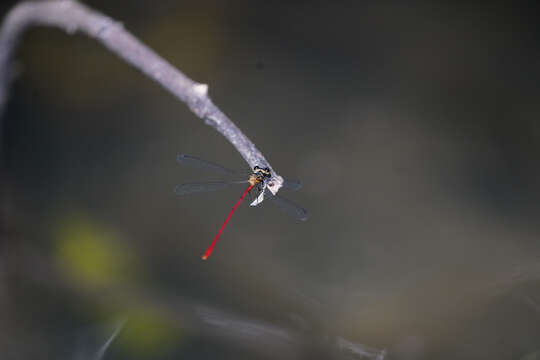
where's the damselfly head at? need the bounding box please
[253,166,271,178]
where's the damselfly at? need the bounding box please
[175,154,308,260]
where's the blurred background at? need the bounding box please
[2,1,540,359]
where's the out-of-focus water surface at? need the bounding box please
[2,1,540,359]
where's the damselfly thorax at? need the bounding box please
[248,166,271,187]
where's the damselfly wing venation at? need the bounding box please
[175,153,308,259]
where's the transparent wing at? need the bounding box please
[178,154,302,188]
[177,153,304,190]
[267,191,309,221]
[175,180,248,195]
[176,153,248,176]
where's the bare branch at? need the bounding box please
[0,0,284,194]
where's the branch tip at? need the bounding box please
[192,83,208,96]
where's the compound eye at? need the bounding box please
[264,167,270,172]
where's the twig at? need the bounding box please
[0,0,284,194]
[92,318,126,360]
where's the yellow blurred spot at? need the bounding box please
[118,307,179,356]
[55,217,131,287]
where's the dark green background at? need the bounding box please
[2,1,540,359]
